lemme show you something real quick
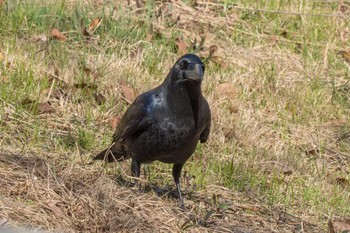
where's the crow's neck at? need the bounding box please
[165,80,202,127]
[185,83,202,127]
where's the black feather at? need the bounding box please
[93,53,211,208]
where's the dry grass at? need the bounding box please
[0,150,321,233]
[1,0,350,232]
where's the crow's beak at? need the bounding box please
[186,63,203,81]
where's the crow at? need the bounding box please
[93,53,211,208]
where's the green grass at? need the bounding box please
[1,0,350,231]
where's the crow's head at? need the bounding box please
[171,54,205,85]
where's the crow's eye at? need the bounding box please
[179,60,188,70]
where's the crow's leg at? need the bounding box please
[131,159,141,186]
[172,163,185,209]
[131,159,141,177]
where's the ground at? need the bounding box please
[0,0,350,232]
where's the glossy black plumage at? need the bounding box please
[93,53,211,208]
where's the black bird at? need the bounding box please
[93,53,211,208]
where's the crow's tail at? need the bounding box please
[93,144,127,163]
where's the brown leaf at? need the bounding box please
[83,18,102,36]
[328,220,335,233]
[211,55,227,68]
[38,102,55,114]
[229,105,239,114]
[89,18,101,32]
[175,38,188,56]
[339,50,350,64]
[110,116,120,129]
[209,45,218,57]
[51,28,67,42]
[120,84,136,103]
[332,218,350,232]
[335,177,349,187]
[305,149,319,157]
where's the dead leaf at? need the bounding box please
[51,28,67,42]
[110,116,120,129]
[328,220,335,233]
[89,18,101,32]
[332,218,350,232]
[211,55,227,68]
[229,105,239,114]
[175,38,188,56]
[305,149,319,157]
[335,177,349,187]
[339,50,350,64]
[120,84,136,103]
[83,18,102,36]
[209,45,218,57]
[38,102,55,114]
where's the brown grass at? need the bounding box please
[1,0,350,232]
[0,150,321,233]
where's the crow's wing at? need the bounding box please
[113,92,156,142]
[199,98,211,143]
